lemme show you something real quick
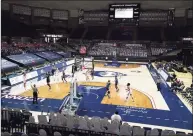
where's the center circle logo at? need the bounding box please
[94,71,127,77]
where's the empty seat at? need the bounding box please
[21,134,28,136]
[107,121,120,135]
[38,115,48,125]
[78,118,89,130]
[2,132,11,136]
[100,118,109,131]
[133,126,145,136]
[28,134,39,136]
[29,116,35,123]
[49,112,55,122]
[39,129,47,136]
[91,120,102,132]
[66,118,74,129]
[176,132,186,135]
[120,123,132,136]
[54,132,62,136]
[50,116,58,126]
[161,130,176,135]
[147,128,159,136]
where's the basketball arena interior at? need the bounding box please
[1,1,193,136]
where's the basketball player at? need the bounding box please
[55,68,60,81]
[85,69,90,81]
[31,84,39,104]
[126,83,134,102]
[118,73,122,79]
[51,65,56,76]
[23,71,27,90]
[56,68,59,75]
[115,75,119,92]
[62,70,67,83]
[46,72,51,90]
[106,80,111,98]
[91,69,94,80]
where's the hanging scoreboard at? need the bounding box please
[109,3,140,25]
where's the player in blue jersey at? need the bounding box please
[115,75,119,92]
[91,69,94,80]
[46,72,51,90]
[62,70,67,83]
[105,80,111,98]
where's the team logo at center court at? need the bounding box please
[94,71,127,77]
[83,86,104,90]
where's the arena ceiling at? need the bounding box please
[3,1,193,10]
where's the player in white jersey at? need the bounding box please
[85,69,90,81]
[126,83,134,102]
[23,72,27,90]
[55,68,60,81]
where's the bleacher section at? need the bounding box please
[2,108,191,136]
[119,44,148,58]
[150,42,177,56]
[87,42,148,58]
[88,43,116,56]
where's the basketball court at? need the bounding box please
[1,61,192,132]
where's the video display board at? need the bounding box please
[109,3,140,19]
[109,3,140,25]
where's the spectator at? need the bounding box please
[111,111,122,124]
[175,81,185,93]
[170,73,176,81]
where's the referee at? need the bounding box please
[157,77,161,91]
[31,84,39,104]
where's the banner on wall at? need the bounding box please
[9,71,38,86]
[8,60,70,86]
[36,61,67,77]
[158,69,170,81]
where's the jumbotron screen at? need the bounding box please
[115,8,133,18]
[109,3,140,19]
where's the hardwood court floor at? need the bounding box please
[95,63,140,69]
[78,81,106,87]
[101,85,153,108]
[20,81,153,108]
[20,82,70,99]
